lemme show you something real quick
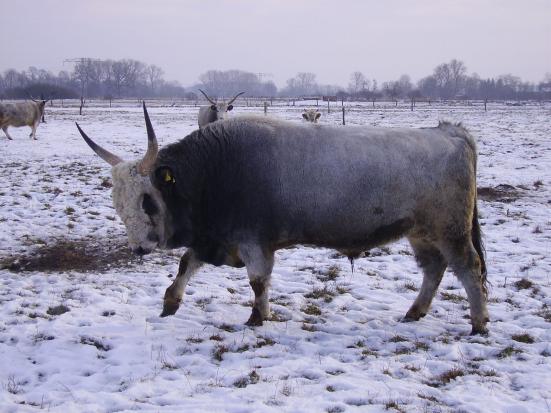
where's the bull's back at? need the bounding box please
[215,119,475,246]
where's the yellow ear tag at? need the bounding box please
[164,171,175,183]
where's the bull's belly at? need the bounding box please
[5,120,30,128]
[279,215,415,253]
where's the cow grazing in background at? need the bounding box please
[197,90,244,127]
[302,108,321,123]
[77,104,489,335]
[0,99,49,140]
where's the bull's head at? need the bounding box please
[76,103,168,255]
[302,109,321,123]
[199,89,244,120]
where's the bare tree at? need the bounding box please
[397,74,412,97]
[448,59,467,96]
[146,65,164,93]
[348,71,367,94]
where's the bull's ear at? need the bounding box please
[315,112,321,120]
[210,105,217,111]
[154,166,176,186]
[227,105,233,111]
[302,113,308,120]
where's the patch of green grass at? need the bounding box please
[429,367,465,387]
[536,305,551,322]
[414,341,430,351]
[404,364,420,372]
[441,291,466,303]
[394,347,412,355]
[318,265,340,282]
[212,344,229,362]
[388,335,408,343]
[254,337,275,348]
[80,336,111,351]
[514,278,533,290]
[305,286,335,303]
[302,303,321,316]
[46,305,70,316]
[512,333,534,344]
[218,323,236,332]
[361,348,378,358]
[384,400,405,412]
[497,345,523,359]
[403,281,418,291]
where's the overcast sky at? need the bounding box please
[2,0,549,87]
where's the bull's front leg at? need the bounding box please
[160,249,203,317]
[239,244,275,326]
[2,126,13,140]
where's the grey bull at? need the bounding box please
[197,89,244,127]
[77,104,489,335]
[0,100,48,140]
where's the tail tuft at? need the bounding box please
[472,203,488,296]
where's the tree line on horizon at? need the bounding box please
[0,58,550,102]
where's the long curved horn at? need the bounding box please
[137,101,159,176]
[198,89,216,105]
[227,91,245,105]
[76,123,123,166]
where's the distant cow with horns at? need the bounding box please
[197,89,244,127]
[0,98,49,140]
[76,103,489,335]
[302,108,321,123]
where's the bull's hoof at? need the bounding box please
[402,310,426,322]
[160,300,181,317]
[245,308,264,327]
[470,325,489,336]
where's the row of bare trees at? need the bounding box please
[347,60,551,102]
[1,58,550,101]
[193,70,277,98]
[0,59,188,99]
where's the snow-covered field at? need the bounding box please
[1,101,550,412]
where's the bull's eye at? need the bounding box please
[142,193,159,215]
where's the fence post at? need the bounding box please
[264,101,268,115]
[484,98,487,112]
[327,99,330,114]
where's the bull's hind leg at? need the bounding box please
[30,122,38,140]
[160,249,203,317]
[2,126,13,140]
[239,243,274,326]
[404,238,447,322]
[442,238,489,335]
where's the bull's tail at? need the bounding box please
[471,201,488,296]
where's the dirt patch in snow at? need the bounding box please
[478,184,523,203]
[0,237,137,273]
